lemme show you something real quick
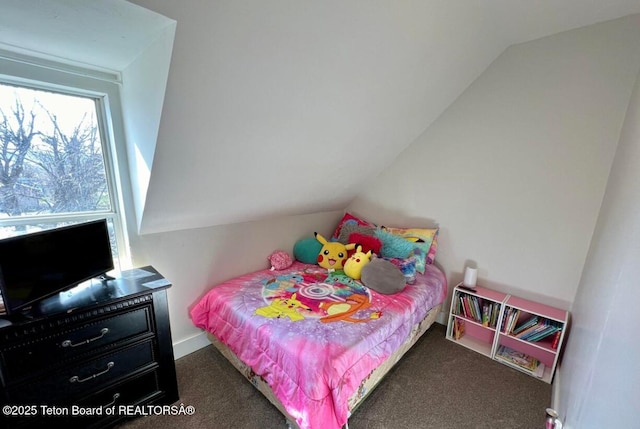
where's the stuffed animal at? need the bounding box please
[343,245,372,280]
[268,250,294,271]
[361,258,406,294]
[348,232,382,256]
[293,237,323,264]
[314,232,356,271]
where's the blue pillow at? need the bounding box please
[374,229,415,258]
[293,237,322,264]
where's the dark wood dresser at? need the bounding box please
[0,266,179,428]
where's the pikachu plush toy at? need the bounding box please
[343,245,372,280]
[314,232,356,272]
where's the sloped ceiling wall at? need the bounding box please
[2,1,640,235]
[130,0,640,234]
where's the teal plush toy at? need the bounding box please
[293,237,323,264]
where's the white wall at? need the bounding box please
[127,0,515,235]
[558,68,640,429]
[120,22,176,234]
[129,210,342,357]
[348,15,640,309]
[121,1,640,237]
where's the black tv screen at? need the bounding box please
[0,219,114,316]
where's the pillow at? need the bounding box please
[374,229,416,259]
[361,258,406,295]
[336,222,376,244]
[426,229,439,265]
[293,237,323,264]
[383,256,417,284]
[348,232,382,256]
[331,212,375,241]
[380,226,439,273]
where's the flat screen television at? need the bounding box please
[0,219,114,316]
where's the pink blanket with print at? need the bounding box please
[190,262,446,429]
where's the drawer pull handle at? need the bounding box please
[61,328,109,348]
[69,361,115,383]
[103,393,120,408]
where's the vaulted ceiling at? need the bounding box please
[2,1,640,234]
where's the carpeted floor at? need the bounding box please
[116,323,551,429]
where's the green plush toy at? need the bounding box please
[293,237,323,264]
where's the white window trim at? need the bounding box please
[0,52,133,270]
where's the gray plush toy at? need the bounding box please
[360,258,406,295]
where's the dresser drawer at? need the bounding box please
[68,370,163,429]
[1,307,153,382]
[78,369,161,409]
[7,339,157,404]
[4,370,163,429]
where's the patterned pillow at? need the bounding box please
[336,223,376,244]
[426,229,439,265]
[380,226,439,273]
[331,212,375,241]
[383,256,417,284]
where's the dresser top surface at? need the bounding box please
[1,266,170,326]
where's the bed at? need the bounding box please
[190,260,447,429]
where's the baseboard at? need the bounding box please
[436,310,447,325]
[172,331,211,360]
[552,364,560,410]
[552,363,564,428]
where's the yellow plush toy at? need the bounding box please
[343,245,372,280]
[314,232,356,271]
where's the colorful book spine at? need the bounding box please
[513,315,539,334]
[453,318,466,340]
[459,296,468,318]
[551,330,562,349]
[527,326,560,342]
[491,304,500,328]
[504,308,520,334]
[472,297,482,322]
[482,303,490,327]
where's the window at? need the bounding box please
[0,56,131,271]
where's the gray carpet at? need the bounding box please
[116,323,551,429]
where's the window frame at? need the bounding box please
[0,52,132,270]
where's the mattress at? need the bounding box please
[190,261,446,429]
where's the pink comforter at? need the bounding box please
[190,262,446,429]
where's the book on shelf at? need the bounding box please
[456,291,501,329]
[482,303,490,327]
[457,293,480,323]
[513,315,539,334]
[458,295,468,318]
[551,330,561,350]
[501,308,521,334]
[516,319,562,343]
[514,323,544,340]
[453,318,466,340]
[527,326,561,342]
[472,298,481,322]
[490,303,500,328]
[495,345,539,373]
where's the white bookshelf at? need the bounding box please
[446,283,569,384]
